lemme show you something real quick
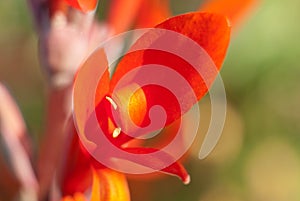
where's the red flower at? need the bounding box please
[67,11,231,200]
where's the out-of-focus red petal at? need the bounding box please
[65,0,98,12]
[0,154,20,200]
[123,147,190,184]
[135,0,171,28]
[108,0,144,34]
[199,0,257,27]
[0,83,37,196]
[61,134,93,195]
[49,0,68,16]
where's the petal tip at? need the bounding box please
[183,174,191,185]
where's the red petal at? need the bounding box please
[49,0,68,16]
[123,147,190,184]
[73,47,111,144]
[61,135,130,200]
[61,134,93,195]
[110,12,230,129]
[94,97,134,146]
[108,0,171,33]
[156,12,231,69]
[199,0,257,27]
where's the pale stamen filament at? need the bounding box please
[112,127,121,138]
[105,96,118,110]
[106,96,121,138]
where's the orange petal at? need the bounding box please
[199,0,257,27]
[61,192,87,201]
[65,0,98,12]
[91,168,130,201]
[135,0,171,28]
[111,12,231,83]
[108,0,144,34]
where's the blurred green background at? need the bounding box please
[1,0,300,200]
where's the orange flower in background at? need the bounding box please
[108,0,171,34]
[107,0,257,34]
[199,0,257,27]
[49,0,98,15]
